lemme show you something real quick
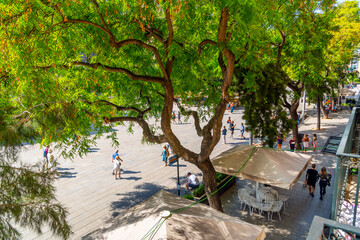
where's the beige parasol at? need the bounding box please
[212,144,312,189]
[96,190,266,240]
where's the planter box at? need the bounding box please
[194,175,236,205]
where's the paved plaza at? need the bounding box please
[18,106,350,240]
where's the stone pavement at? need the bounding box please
[221,109,351,239]
[18,108,249,240]
[18,106,350,240]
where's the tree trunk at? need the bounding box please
[198,158,223,212]
[317,96,321,129]
[289,99,302,149]
[320,101,329,119]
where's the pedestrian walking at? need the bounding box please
[230,102,234,114]
[112,150,119,175]
[240,123,245,139]
[172,112,176,124]
[227,117,232,130]
[303,134,310,152]
[289,136,296,152]
[312,134,318,152]
[114,156,122,180]
[48,149,57,174]
[221,126,227,144]
[277,132,285,150]
[305,164,318,197]
[43,145,50,169]
[230,121,235,139]
[177,111,182,124]
[319,167,331,200]
[161,145,169,166]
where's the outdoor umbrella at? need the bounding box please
[339,88,355,96]
[95,190,266,240]
[212,144,312,189]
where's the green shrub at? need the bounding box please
[183,194,194,200]
[192,184,205,197]
[216,172,228,182]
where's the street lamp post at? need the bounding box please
[177,157,180,196]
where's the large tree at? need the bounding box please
[0,1,260,211]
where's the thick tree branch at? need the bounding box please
[132,18,166,44]
[112,39,169,80]
[198,39,217,56]
[91,0,114,38]
[105,116,166,144]
[165,8,174,48]
[76,62,164,83]
[199,8,235,162]
[174,99,203,137]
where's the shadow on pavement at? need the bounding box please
[121,170,141,174]
[120,176,141,181]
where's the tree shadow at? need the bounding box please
[120,176,142,181]
[58,171,78,178]
[88,148,100,152]
[168,163,187,167]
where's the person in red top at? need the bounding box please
[289,137,296,152]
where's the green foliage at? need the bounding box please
[0,149,71,239]
[183,194,194,201]
[190,173,228,198]
[192,184,205,198]
[0,106,71,238]
[233,63,293,146]
[215,172,228,183]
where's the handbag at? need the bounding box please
[327,174,331,186]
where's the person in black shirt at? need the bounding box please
[306,164,319,197]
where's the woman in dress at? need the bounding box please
[312,134,318,152]
[48,149,58,174]
[302,134,310,152]
[161,145,169,166]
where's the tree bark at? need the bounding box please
[198,158,223,212]
[317,96,321,129]
[288,99,302,149]
[320,100,329,119]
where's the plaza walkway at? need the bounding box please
[221,109,350,239]
[19,108,248,240]
[18,107,350,239]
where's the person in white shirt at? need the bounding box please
[114,156,123,180]
[186,172,200,190]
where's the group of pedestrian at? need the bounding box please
[171,111,182,124]
[227,102,235,114]
[305,164,331,200]
[286,133,318,152]
[221,117,246,144]
[43,145,57,174]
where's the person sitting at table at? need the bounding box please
[186,172,200,190]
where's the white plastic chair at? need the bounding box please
[270,201,284,220]
[278,194,289,210]
[258,202,273,220]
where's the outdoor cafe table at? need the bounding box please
[256,187,278,203]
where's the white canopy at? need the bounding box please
[99,190,266,240]
[212,145,312,189]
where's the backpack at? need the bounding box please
[43,149,48,157]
